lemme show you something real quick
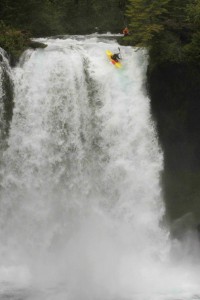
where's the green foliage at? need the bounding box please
[183,32,200,62]
[0,0,126,37]
[167,0,190,24]
[0,21,30,62]
[0,0,64,36]
[183,0,200,63]
[125,0,200,65]
[59,0,126,34]
[149,31,185,66]
[186,0,200,27]
[126,0,169,46]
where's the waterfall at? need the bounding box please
[0,35,199,300]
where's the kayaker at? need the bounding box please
[123,27,129,37]
[111,49,121,62]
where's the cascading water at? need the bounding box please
[0,35,200,300]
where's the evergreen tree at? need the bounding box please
[126,0,169,46]
[0,0,64,35]
[183,0,200,62]
[187,0,200,27]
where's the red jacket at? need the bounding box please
[123,28,129,36]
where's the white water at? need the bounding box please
[0,35,200,300]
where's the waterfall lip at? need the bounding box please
[33,33,123,40]
[31,33,124,47]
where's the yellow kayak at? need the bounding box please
[106,50,122,68]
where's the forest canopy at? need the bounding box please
[0,0,126,36]
[125,0,200,65]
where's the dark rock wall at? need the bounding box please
[0,50,14,146]
[147,63,200,221]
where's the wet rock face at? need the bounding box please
[147,63,200,221]
[2,71,14,128]
[0,48,14,142]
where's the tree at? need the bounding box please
[182,0,200,62]
[126,0,169,46]
[0,0,127,36]
[187,0,200,28]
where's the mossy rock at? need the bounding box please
[28,41,47,49]
[117,36,135,46]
